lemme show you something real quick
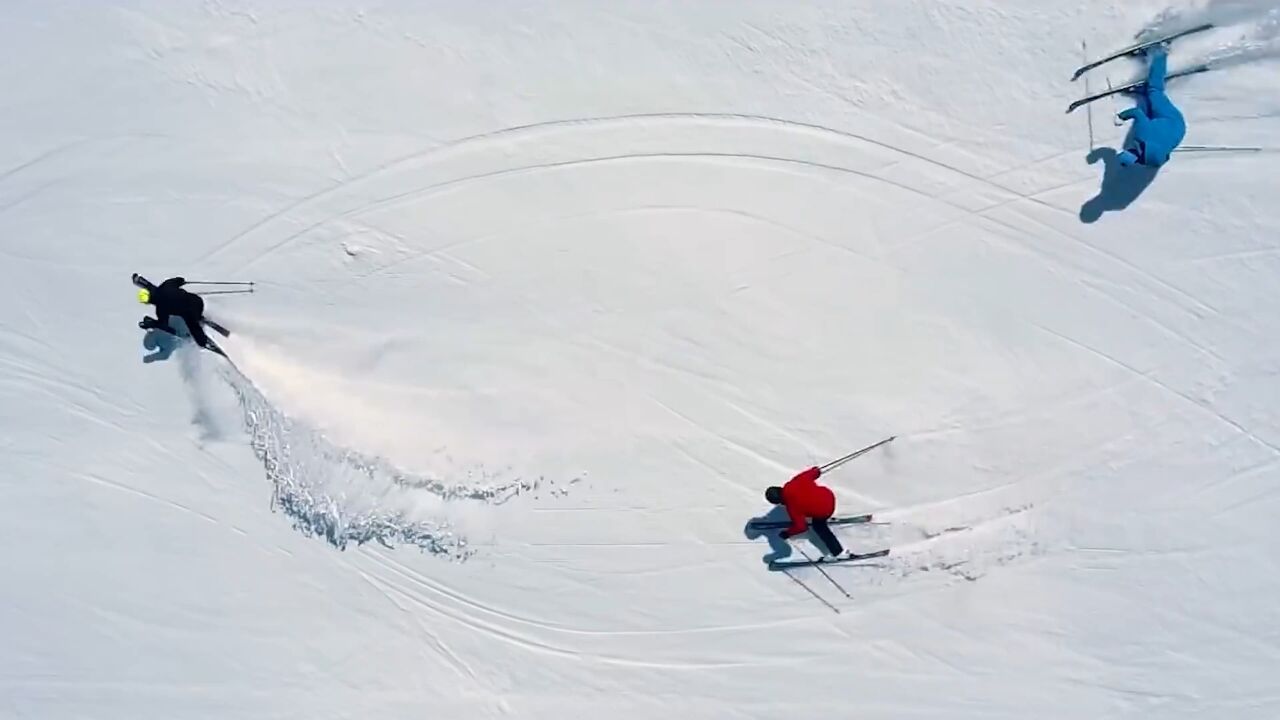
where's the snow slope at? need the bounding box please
[4,1,1280,717]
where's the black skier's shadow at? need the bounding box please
[142,328,179,363]
[744,506,799,565]
[1079,144,1159,224]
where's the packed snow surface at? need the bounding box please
[4,1,1280,718]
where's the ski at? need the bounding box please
[1071,23,1213,81]
[796,547,852,599]
[770,548,889,569]
[1067,64,1208,114]
[203,318,231,337]
[750,513,873,530]
[138,316,172,333]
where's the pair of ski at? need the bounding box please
[1067,23,1213,113]
[139,315,230,339]
[750,514,890,568]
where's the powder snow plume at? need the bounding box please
[1204,7,1280,68]
[1146,0,1280,35]
[1143,0,1280,68]
[174,350,547,558]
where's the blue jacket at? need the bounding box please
[1118,106,1186,167]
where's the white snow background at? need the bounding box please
[3,1,1280,718]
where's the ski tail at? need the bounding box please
[750,513,872,530]
[769,548,890,569]
[1071,23,1214,81]
[203,319,231,337]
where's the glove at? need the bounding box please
[779,530,792,541]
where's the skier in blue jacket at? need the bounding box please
[1116,46,1185,168]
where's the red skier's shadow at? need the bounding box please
[743,506,797,565]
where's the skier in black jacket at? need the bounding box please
[137,276,223,355]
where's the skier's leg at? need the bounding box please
[1145,74,1182,125]
[1146,91,1183,124]
[1143,50,1188,124]
[1146,50,1168,92]
[810,518,844,556]
[1137,92,1153,118]
[185,313,213,349]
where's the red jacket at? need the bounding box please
[781,466,835,536]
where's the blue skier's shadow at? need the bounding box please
[1079,144,1159,224]
[142,328,179,363]
[744,506,798,565]
[141,317,199,364]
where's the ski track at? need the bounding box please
[199,111,1041,270]
[357,550,777,670]
[364,548,812,640]
[205,112,1092,276]
[74,470,239,533]
[1031,322,1280,456]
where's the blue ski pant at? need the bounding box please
[1139,53,1183,125]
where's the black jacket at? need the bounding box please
[152,277,204,321]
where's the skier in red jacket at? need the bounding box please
[765,466,844,556]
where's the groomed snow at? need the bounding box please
[3,1,1280,718]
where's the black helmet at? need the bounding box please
[764,486,784,504]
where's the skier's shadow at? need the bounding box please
[743,506,796,565]
[1079,144,1159,224]
[142,328,179,363]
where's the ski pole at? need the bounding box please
[196,289,254,296]
[779,565,840,614]
[796,547,852,599]
[185,280,255,286]
[1175,145,1263,153]
[819,435,896,473]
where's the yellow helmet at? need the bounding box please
[137,288,151,304]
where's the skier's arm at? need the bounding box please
[155,308,172,331]
[791,466,821,485]
[781,503,809,538]
[1117,108,1150,131]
